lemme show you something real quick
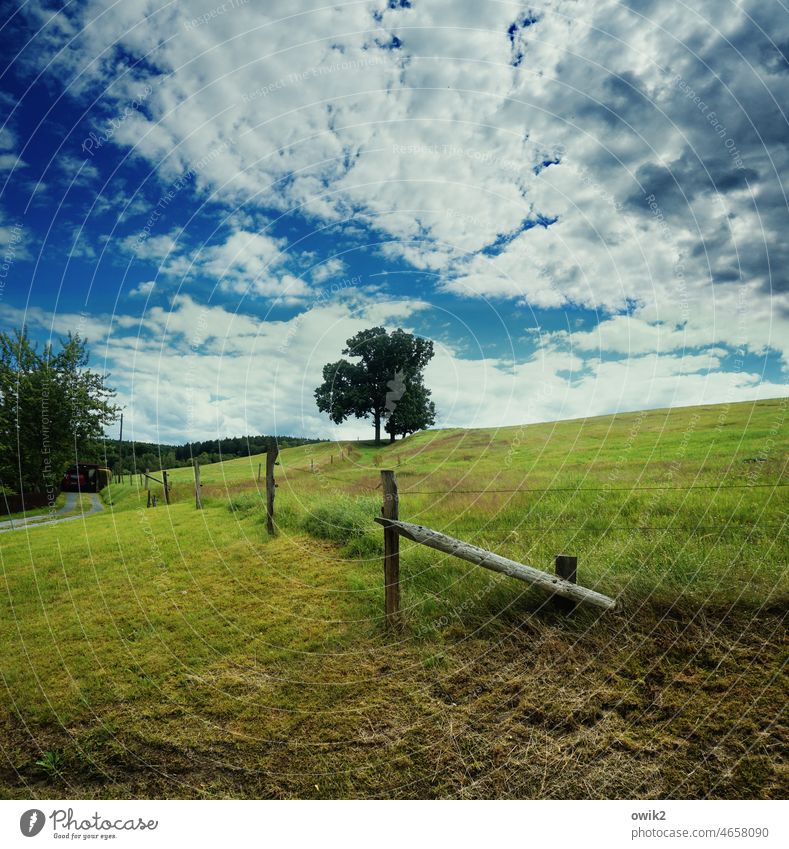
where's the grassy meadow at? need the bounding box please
[0,398,787,798]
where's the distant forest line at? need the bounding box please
[98,435,326,474]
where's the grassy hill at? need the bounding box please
[1,398,786,799]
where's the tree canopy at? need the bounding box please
[0,329,119,493]
[384,376,436,441]
[315,326,436,443]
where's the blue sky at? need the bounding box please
[0,0,787,443]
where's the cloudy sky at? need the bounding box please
[0,0,787,443]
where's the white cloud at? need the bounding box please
[0,153,26,172]
[0,214,29,262]
[56,154,100,186]
[311,256,347,284]
[198,230,288,280]
[0,127,16,151]
[120,230,180,261]
[195,229,315,302]
[129,280,155,297]
[114,225,315,302]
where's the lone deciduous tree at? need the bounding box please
[0,329,119,493]
[314,326,436,444]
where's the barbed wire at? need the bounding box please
[399,482,789,495]
[280,465,788,496]
[449,521,786,534]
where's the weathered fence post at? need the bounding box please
[162,470,170,505]
[193,460,202,510]
[310,459,314,472]
[266,442,279,534]
[381,469,401,629]
[257,463,262,483]
[144,469,149,491]
[554,554,578,612]
[146,490,151,508]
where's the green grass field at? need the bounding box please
[1,398,787,799]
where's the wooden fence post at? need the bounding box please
[193,460,202,510]
[310,459,314,472]
[144,470,149,491]
[162,470,170,505]
[266,443,279,534]
[381,470,401,629]
[257,463,262,483]
[554,554,578,612]
[147,490,151,508]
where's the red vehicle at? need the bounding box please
[61,464,112,493]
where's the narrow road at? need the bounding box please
[0,492,104,533]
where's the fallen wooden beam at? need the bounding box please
[374,517,617,611]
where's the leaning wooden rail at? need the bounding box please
[374,516,617,612]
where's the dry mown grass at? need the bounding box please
[2,605,785,799]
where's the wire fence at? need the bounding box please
[399,482,789,495]
[448,521,786,535]
[275,454,787,535]
[286,455,788,493]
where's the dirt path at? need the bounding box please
[0,492,104,533]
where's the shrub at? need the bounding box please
[226,492,263,516]
[300,496,379,546]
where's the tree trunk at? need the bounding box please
[389,432,396,443]
[374,412,381,444]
